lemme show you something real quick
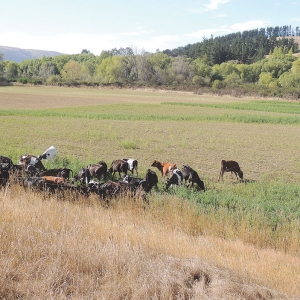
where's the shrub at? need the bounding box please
[212,79,225,89]
[17,77,28,84]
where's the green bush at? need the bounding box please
[17,77,28,84]
[212,79,225,89]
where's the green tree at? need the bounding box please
[83,61,96,77]
[212,79,225,89]
[224,72,242,86]
[192,56,212,78]
[235,64,248,82]
[243,61,263,83]
[165,25,299,64]
[168,56,193,84]
[147,52,171,73]
[278,55,300,88]
[61,60,84,81]
[218,62,238,77]
[278,72,300,88]
[211,64,224,82]
[258,72,274,86]
[291,55,300,74]
[19,59,41,77]
[99,50,112,63]
[5,62,19,80]
[0,53,4,80]
[52,55,73,72]
[134,51,158,83]
[47,75,62,85]
[97,56,126,83]
[0,62,5,80]
[262,46,295,79]
[39,61,59,80]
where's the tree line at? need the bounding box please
[0,25,300,99]
[163,25,300,64]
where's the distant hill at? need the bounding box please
[0,46,64,63]
[268,36,300,58]
[278,35,300,46]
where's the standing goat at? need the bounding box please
[218,160,243,181]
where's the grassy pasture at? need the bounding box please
[1,86,300,298]
[1,86,300,181]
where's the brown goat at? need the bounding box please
[218,160,243,181]
[151,160,177,182]
[42,176,66,184]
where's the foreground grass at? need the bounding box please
[169,181,300,253]
[0,185,295,299]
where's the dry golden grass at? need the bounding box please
[0,185,294,299]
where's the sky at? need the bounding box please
[0,0,299,55]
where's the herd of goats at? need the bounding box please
[0,146,244,202]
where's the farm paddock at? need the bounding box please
[0,86,300,298]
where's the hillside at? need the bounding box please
[0,46,63,62]
[284,35,300,44]
[163,26,300,64]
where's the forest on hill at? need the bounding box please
[0,25,300,99]
[163,25,300,64]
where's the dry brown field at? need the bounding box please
[1,187,294,299]
[0,85,256,109]
[0,86,300,299]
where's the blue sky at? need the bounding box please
[0,0,299,55]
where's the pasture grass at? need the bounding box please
[1,86,300,298]
[164,100,300,115]
[168,181,300,253]
[1,102,300,124]
[1,115,299,182]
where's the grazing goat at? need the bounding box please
[145,169,158,192]
[109,159,128,179]
[165,168,183,190]
[122,158,138,177]
[218,160,243,181]
[37,146,57,163]
[181,164,205,191]
[151,160,176,182]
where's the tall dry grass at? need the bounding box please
[0,184,297,299]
